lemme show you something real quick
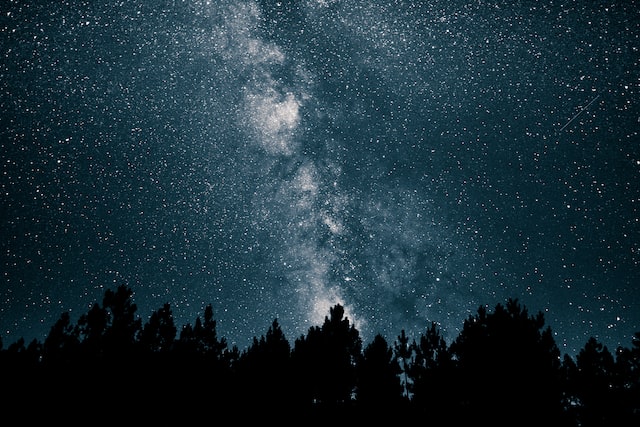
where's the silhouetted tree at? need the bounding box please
[559,353,580,424]
[124,302,179,411]
[394,329,412,400]
[2,284,639,423]
[173,303,231,408]
[236,319,292,411]
[176,304,227,361]
[73,285,142,405]
[73,285,141,361]
[356,333,403,410]
[449,299,563,426]
[76,302,109,359]
[138,303,177,354]
[613,336,640,426]
[101,284,142,355]
[42,311,80,368]
[572,337,617,427]
[291,304,362,411]
[409,322,455,417]
[620,332,640,421]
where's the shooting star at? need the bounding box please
[558,94,600,133]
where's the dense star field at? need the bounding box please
[1,0,639,356]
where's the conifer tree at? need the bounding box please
[357,333,403,408]
[394,329,412,399]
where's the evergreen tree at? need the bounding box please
[613,338,640,425]
[409,322,455,416]
[394,329,412,399]
[138,303,177,354]
[174,303,231,409]
[42,311,80,368]
[356,333,403,410]
[177,304,227,361]
[573,337,617,427]
[559,353,580,423]
[237,319,292,412]
[76,302,109,358]
[291,304,362,409]
[101,284,142,354]
[200,304,227,359]
[449,299,563,425]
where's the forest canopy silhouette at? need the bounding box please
[1,284,638,426]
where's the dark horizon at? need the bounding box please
[1,284,638,426]
[2,283,638,362]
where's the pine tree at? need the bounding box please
[357,333,403,409]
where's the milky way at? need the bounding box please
[2,0,639,355]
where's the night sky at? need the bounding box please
[1,0,639,356]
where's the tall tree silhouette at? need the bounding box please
[75,285,142,406]
[138,302,177,354]
[42,311,80,368]
[356,333,403,410]
[101,284,141,355]
[614,332,640,424]
[394,329,412,400]
[134,302,181,412]
[409,321,455,416]
[291,304,362,410]
[74,284,141,361]
[76,301,109,359]
[173,303,231,408]
[236,319,292,412]
[449,299,563,425]
[572,336,617,427]
[559,352,580,422]
[177,304,227,361]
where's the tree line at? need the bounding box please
[0,284,638,425]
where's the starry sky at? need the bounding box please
[1,0,639,356]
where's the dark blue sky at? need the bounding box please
[1,0,639,356]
